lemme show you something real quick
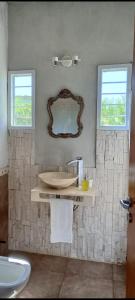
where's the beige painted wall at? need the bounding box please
[8,1,135,168]
[0,2,8,168]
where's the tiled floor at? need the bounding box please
[9,251,126,298]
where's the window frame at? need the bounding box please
[8,69,35,129]
[97,63,132,130]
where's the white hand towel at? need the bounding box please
[50,198,73,243]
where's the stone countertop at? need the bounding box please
[31,183,95,206]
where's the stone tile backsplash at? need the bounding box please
[8,129,129,263]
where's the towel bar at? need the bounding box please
[31,190,90,206]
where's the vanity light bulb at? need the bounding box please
[52,57,59,65]
[73,55,80,65]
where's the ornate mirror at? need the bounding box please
[47,89,84,138]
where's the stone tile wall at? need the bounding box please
[8,129,129,263]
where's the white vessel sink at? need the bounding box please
[38,172,78,189]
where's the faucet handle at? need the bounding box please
[76,156,82,160]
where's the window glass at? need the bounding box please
[8,71,35,128]
[98,65,131,129]
[102,70,127,82]
[14,75,32,86]
[102,82,127,94]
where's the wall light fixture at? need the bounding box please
[52,55,81,67]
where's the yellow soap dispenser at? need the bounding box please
[81,174,89,191]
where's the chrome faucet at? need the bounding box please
[66,156,83,187]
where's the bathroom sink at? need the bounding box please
[38,172,78,189]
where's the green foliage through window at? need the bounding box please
[101,95,126,126]
[14,96,32,126]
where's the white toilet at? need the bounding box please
[0,256,31,298]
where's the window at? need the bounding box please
[97,64,132,130]
[8,70,35,128]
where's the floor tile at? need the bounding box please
[18,270,64,298]
[59,275,113,298]
[113,263,126,282]
[66,258,113,280]
[113,281,126,298]
[9,251,125,299]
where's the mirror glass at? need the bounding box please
[47,89,84,138]
[52,98,79,134]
